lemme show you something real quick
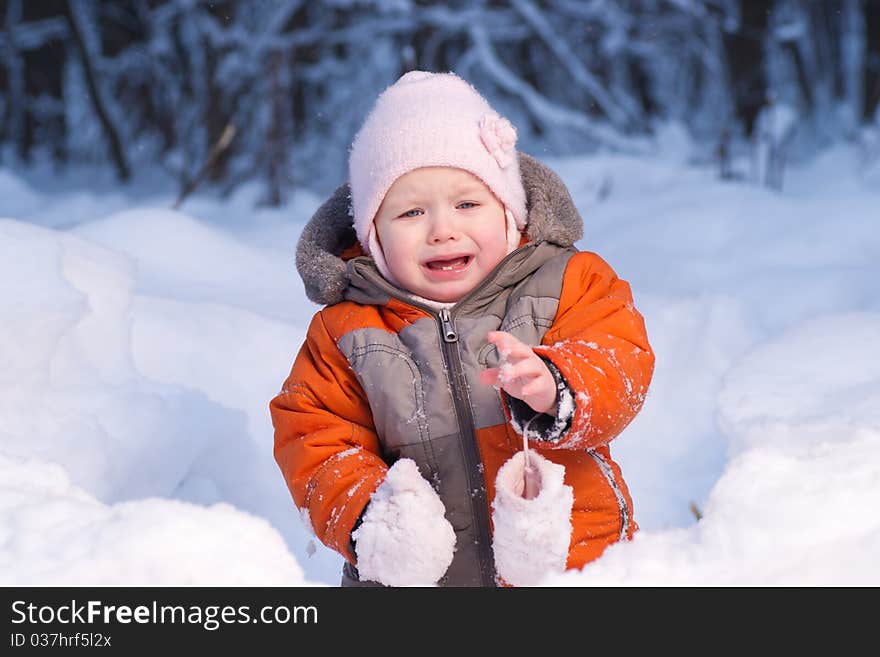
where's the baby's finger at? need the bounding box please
[503,358,543,383]
[487,331,532,361]
[479,368,501,386]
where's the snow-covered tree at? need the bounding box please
[1,0,878,199]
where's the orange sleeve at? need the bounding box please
[270,311,387,564]
[532,251,655,450]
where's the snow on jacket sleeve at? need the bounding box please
[270,310,388,564]
[506,251,655,450]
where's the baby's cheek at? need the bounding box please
[383,243,418,279]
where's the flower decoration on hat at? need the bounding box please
[479,113,517,168]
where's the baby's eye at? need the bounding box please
[457,202,479,209]
[399,208,423,218]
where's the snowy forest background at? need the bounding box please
[2,0,880,587]
[3,0,880,200]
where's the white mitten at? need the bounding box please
[352,458,456,586]
[492,451,574,586]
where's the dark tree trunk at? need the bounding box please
[5,0,67,163]
[265,49,287,206]
[865,0,880,120]
[627,54,655,117]
[722,0,772,136]
[22,37,67,163]
[2,0,28,161]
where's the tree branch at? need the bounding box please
[510,0,640,130]
[64,0,131,181]
[468,25,650,154]
[173,123,236,209]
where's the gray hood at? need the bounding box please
[295,151,584,306]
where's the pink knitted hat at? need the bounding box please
[348,71,528,277]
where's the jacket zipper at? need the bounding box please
[439,307,496,586]
[352,245,540,587]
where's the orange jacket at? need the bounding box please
[271,153,654,586]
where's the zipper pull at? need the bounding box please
[439,308,458,342]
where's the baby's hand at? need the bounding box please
[479,331,557,415]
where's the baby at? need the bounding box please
[271,71,654,586]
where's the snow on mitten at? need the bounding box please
[492,451,574,586]
[352,458,456,586]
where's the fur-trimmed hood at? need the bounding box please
[295,152,584,306]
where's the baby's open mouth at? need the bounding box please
[425,256,471,271]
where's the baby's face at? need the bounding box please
[374,167,508,303]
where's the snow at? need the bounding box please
[2,137,879,585]
[492,450,573,586]
[0,454,306,586]
[352,458,456,586]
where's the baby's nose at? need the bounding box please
[428,211,460,242]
